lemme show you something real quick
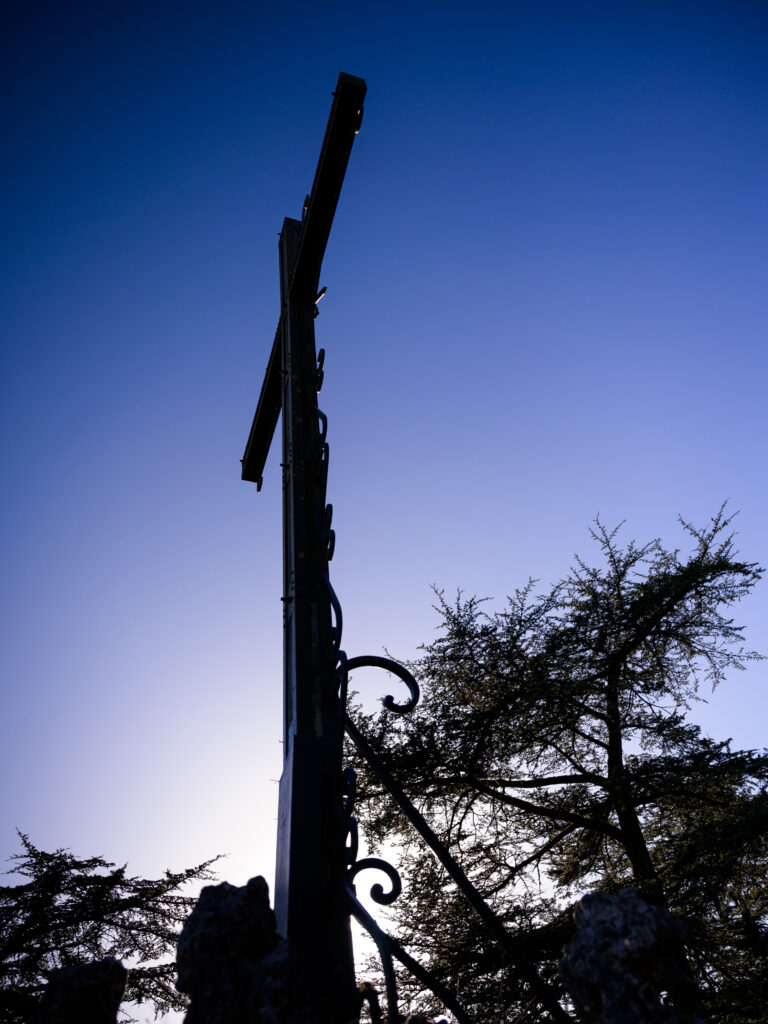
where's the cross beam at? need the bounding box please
[242,72,365,488]
[241,72,366,1024]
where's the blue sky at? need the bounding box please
[2,0,766,939]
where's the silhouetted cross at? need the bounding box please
[241,72,366,1024]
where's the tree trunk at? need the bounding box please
[604,678,664,905]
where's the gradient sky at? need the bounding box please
[2,0,767,973]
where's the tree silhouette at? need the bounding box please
[350,508,767,1022]
[0,833,219,1023]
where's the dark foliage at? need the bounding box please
[349,508,767,1023]
[0,833,219,1023]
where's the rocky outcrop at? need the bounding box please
[559,889,705,1024]
[31,958,127,1024]
[176,876,312,1024]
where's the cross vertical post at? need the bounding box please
[241,73,366,1023]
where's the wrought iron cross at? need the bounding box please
[241,72,366,1023]
[240,73,573,1024]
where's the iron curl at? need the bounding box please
[345,654,419,714]
[348,856,403,906]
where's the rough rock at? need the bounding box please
[31,958,127,1024]
[176,876,310,1024]
[558,888,705,1024]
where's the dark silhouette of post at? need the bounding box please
[241,73,366,1023]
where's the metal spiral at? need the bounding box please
[345,654,420,715]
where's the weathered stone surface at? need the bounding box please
[176,876,314,1024]
[31,958,127,1024]
[558,889,705,1024]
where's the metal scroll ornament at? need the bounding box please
[335,658,471,1024]
[315,361,470,1021]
